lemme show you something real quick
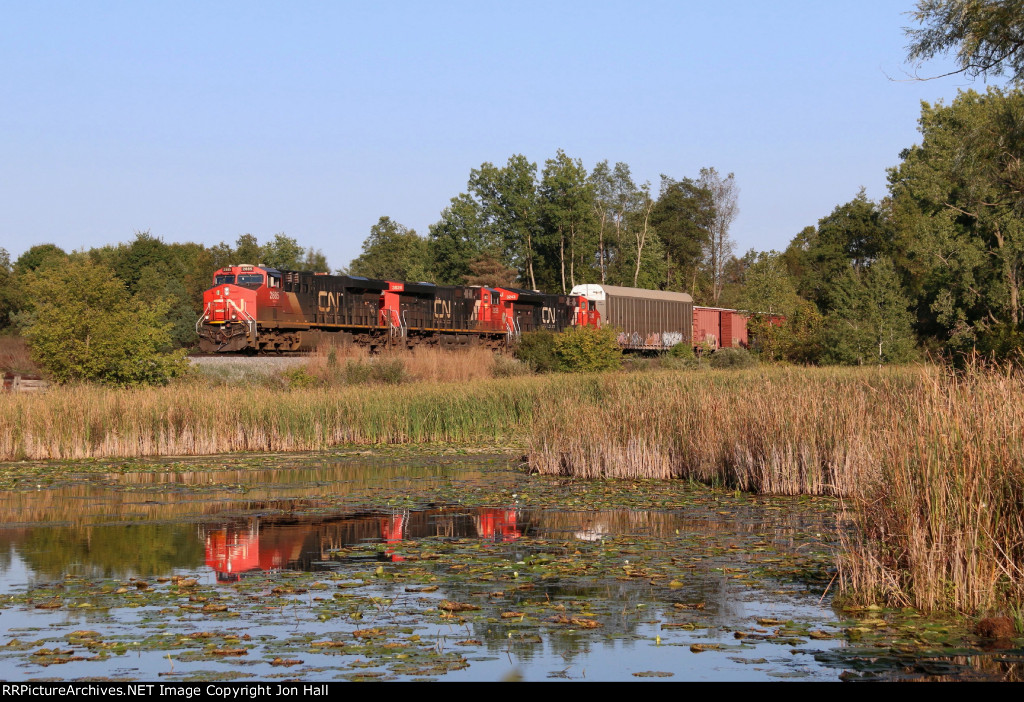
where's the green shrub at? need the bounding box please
[709,347,757,369]
[660,355,703,371]
[668,342,695,359]
[282,366,319,389]
[515,330,559,372]
[371,358,408,384]
[555,326,622,373]
[344,359,373,385]
[20,259,187,386]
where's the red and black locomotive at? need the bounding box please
[197,265,601,353]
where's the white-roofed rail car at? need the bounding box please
[570,284,693,351]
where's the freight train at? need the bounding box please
[196,264,599,353]
[196,264,768,354]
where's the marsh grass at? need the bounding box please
[4,360,1023,615]
[528,366,880,494]
[296,345,504,387]
[528,364,1024,616]
[0,376,547,461]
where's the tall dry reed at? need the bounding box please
[528,367,886,495]
[302,344,503,385]
[839,366,1024,615]
[0,376,546,461]
[528,364,1024,615]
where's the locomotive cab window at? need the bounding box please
[236,274,264,288]
[215,275,236,285]
[268,274,280,288]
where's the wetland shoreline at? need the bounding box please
[2,365,1023,641]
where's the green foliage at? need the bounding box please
[889,88,1024,347]
[14,244,67,275]
[300,246,330,272]
[428,193,491,285]
[538,150,599,292]
[133,264,197,348]
[0,248,14,331]
[20,259,187,386]
[110,231,170,294]
[975,321,1024,362]
[668,341,695,359]
[282,366,319,389]
[554,325,622,373]
[260,233,306,270]
[348,216,430,281]
[372,358,408,384]
[749,301,826,364]
[491,353,532,377]
[906,0,1024,83]
[514,330,560,373]
[468,155,542,290]
[788,192,891,313]
[651,175,714,294]
[730,250,802,317]
[709,347,757,369]
[821,259,919,365]
[340,358,408,385]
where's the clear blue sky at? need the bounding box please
[0,1,973,270]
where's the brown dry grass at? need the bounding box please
[303,344,503,385]
[0,375,545,461]
[527,364,1024,616]
[528,366,883,494]
[0,336,39,375]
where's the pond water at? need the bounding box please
[0,453,1018,681]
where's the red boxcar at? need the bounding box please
[693,307,751,350]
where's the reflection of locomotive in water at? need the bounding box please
[201,507,523,582]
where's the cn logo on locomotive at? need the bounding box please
[317,291,343,313]
[433,299,452,320]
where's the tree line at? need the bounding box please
[346,152,739,305]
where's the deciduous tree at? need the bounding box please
[698,168,738,304]
[20,259,187,385]
[907,0,1024,82]
[539,150,598,293]
[348,216,429,281]
[889,88,1024,351]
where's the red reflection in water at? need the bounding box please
[203,507,522,582]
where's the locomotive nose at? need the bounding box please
[211,291,228,322]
